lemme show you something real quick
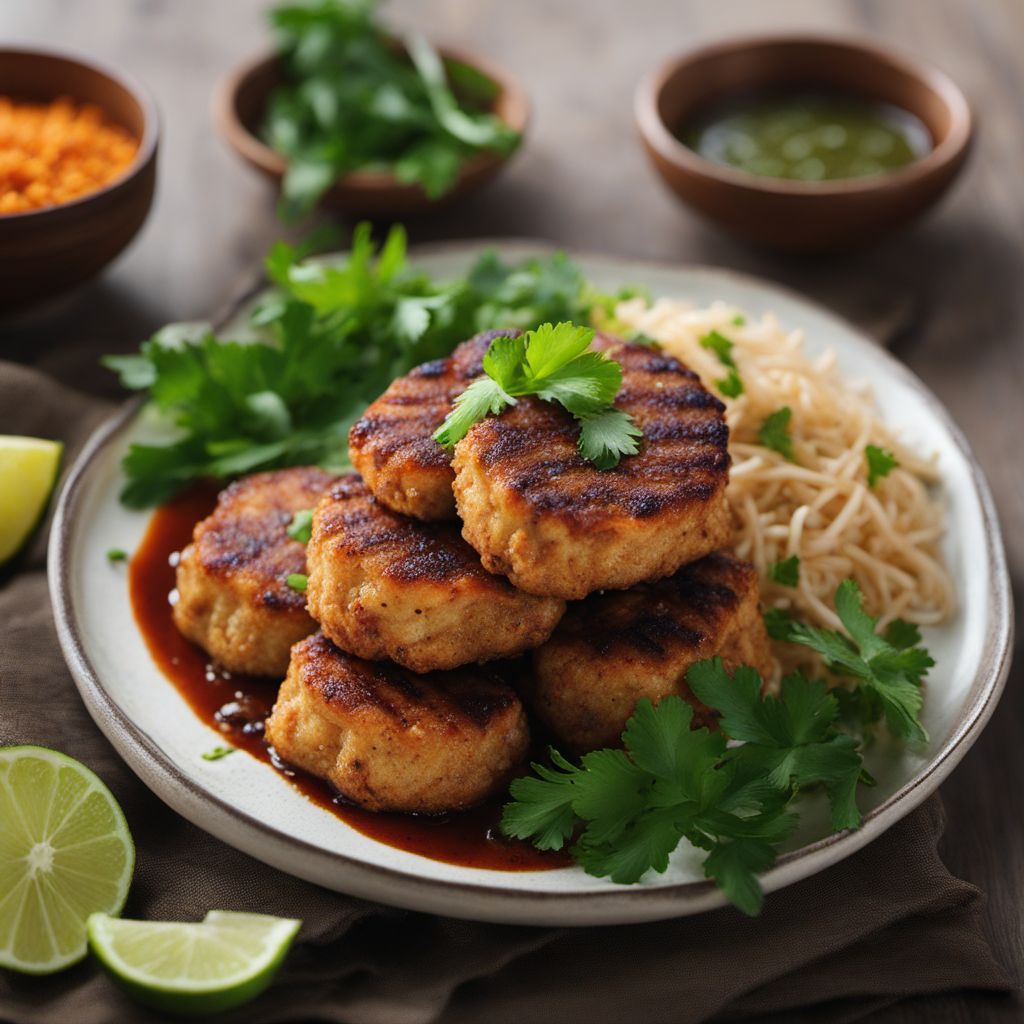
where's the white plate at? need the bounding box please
[49,242,1013,926]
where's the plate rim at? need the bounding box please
[48,242,1015,926]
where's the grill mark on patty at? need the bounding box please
[190,466,335,609]
[556,552,755,659]
[298,632,518,728]
[459,339,731,525]
[317,475,515,588]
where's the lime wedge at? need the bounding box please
[0,745,134,974]
[0,436,63,565]
[87,910,301,1015]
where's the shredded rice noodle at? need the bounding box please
[612,297,954,673]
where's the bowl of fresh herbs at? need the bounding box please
[214,0,528,220]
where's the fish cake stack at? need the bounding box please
[176,330,774,815]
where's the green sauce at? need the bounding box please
[680,92,931,182]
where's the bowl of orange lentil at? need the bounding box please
[0,45,158,313]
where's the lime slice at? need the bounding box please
[87,910,301,1015]
[0,436,63,565]
[0,745,134,974]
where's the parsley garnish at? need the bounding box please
[104,226,637,508]
[287,509,313,544]
[504,577,936,912]
[264,0,520,220]
[502,657,866,916]
[201,746,236,761]
[105,548,128,563]
[433,323,643,469]
[766,579,932,742]
[699,329,744,398]
[732,314,746,326]
[286,573,308,592]
[758,407,795,461]
[865,444,898,487]
[768,554,800,587]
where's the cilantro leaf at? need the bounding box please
[865,444,899,486]
[687,661,863,831]
[432,377,514,448]
[885,619,922,650]
[699,329,738,368]
[433,321,643,468]
[286,573,308,592]
[769,555,800,587]
[759,407,796,461]
[577,408,643,469]
[703,839,776,917]
[287,509,314,544]
[107,226,643,507]
[263,1,520,219]
[522,320,595,377]
[501,677,867,916]
[716,368,744,398]
[769,580,932,742]
[533,351,622,416]
[500,751,580,851]
[699,330,745,398]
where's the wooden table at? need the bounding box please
[3,1,1022,1020]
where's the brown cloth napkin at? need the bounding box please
[0,359,1012,1024]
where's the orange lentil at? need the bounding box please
[0,95,139,213]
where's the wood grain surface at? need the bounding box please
[2,1,1022,1020]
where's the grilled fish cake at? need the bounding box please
[265,632,529,813]
[348,329,508,521]
[529,552,773,753]
[172,467,335,677]
[306,475,565,672]
[452,341,732,599]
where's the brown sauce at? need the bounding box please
[128,483,569,872]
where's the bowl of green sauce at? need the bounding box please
[635,35,972,252]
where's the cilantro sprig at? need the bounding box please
[768,554,800,587]
[699,329,744,398]
[865,444,899,486]
[433,323,643,469]
[264,0,520,219]
[765,579,932,742]
[502,658,866,915]
[504,577,934,913]
[104,226,637,507]
[759,407,796,461]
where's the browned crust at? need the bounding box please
[458,342,730,530]
[450,340,733,598]
[183,466,334,607]
[292,632,522,729]
[305,475,564,671]
[313,474,530,591]
[265,632,530,813]
[529,552,774,752]
[348,330,512,520]
[171,466,336,676]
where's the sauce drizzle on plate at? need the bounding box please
[128,483,568,873]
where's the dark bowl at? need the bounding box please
[214,45,530,218]
[0,45,158,313]
[634,35,973,252]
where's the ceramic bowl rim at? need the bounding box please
[634,32,973,198]
[0,41,159,224]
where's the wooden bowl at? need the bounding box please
[214,45,529,218]
[0,46,158,313]
[634,35,973,252]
